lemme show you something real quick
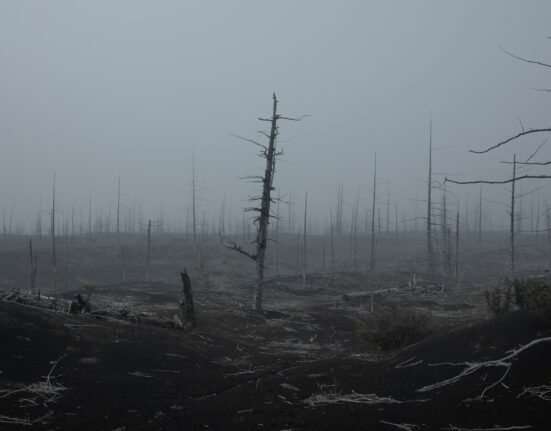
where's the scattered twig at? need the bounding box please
[127,371,154,378]
[396,356,423,369]
[0,412,53,426]
[304,390,428,407]
[417,337,551,398]
[517,384,551,401]
[380,420,420,430]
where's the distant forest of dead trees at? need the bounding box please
[3,39,551,291]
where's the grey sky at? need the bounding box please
[1,1,550,231]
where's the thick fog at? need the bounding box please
[1,1,550,233]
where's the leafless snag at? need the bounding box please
[222,93,306,311]
[178,270,196,330]
[371,153,377,269]
[427,120,436,271]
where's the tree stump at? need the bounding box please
[178,271,196,330]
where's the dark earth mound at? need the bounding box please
[1,299,551,430]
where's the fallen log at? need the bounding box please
[1,289,182,331]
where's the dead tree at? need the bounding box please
[336,182,344,235]
[191,152,198,249]
[478,185,483,245]
[36,198,42,238]
[330,208,335,272]
[274,190,281,275]
[146,219,152,281]
[455,212,460,278]
[29,239,37,294]
[116,173,121,236]
[302,191,308,285]
[221,93,306,311]
[370,153,377,270]
[88,190,92,236]
[178,271,196,330]
[351,189,360,271]
[446,45,551,272]
[427,119,435,270]
[51,172,57,291]
[510,155,517,273]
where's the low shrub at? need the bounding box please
[356,306,432,350]
[484,278,513,317]
[512,277,551,325]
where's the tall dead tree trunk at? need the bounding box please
[386,184,390,236]
[510,154,517,274]
[146,219,152,281]
[88,190,92,236]
[221,94,305,311]
[478,186,483,245]
[336,183,344,235]
[116,173,121,236]
[370,153,377,270]
[192,152,198,249]
[253,94,279,310]
[275,191,280,276]
[36,198,42,238]
[51,171,57,291]
[455,212,460,278]
[330,208,335,272]
[302,191,307,286]
[427,120,435,271]
[352,189,360,271]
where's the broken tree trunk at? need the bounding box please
[178,271,196,330]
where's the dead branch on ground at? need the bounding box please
[304,390,428,407]
[380,420,420,430]
[417,336,551,399]
[517,383,551,401]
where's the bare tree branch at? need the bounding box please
[277,114,311,121]
[219,234,257,261]
[500,46,551,69]
[229,132,267,150]
[517,117,525,133]
[258,114,310,122]
[526,139,548,162]
[500,160,551,166]
[470,128,551,154]
[445,175,551,185]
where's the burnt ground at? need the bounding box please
[2,276,551,430]
[1,233,551,429]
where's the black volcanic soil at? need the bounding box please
[2,284,551,430]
